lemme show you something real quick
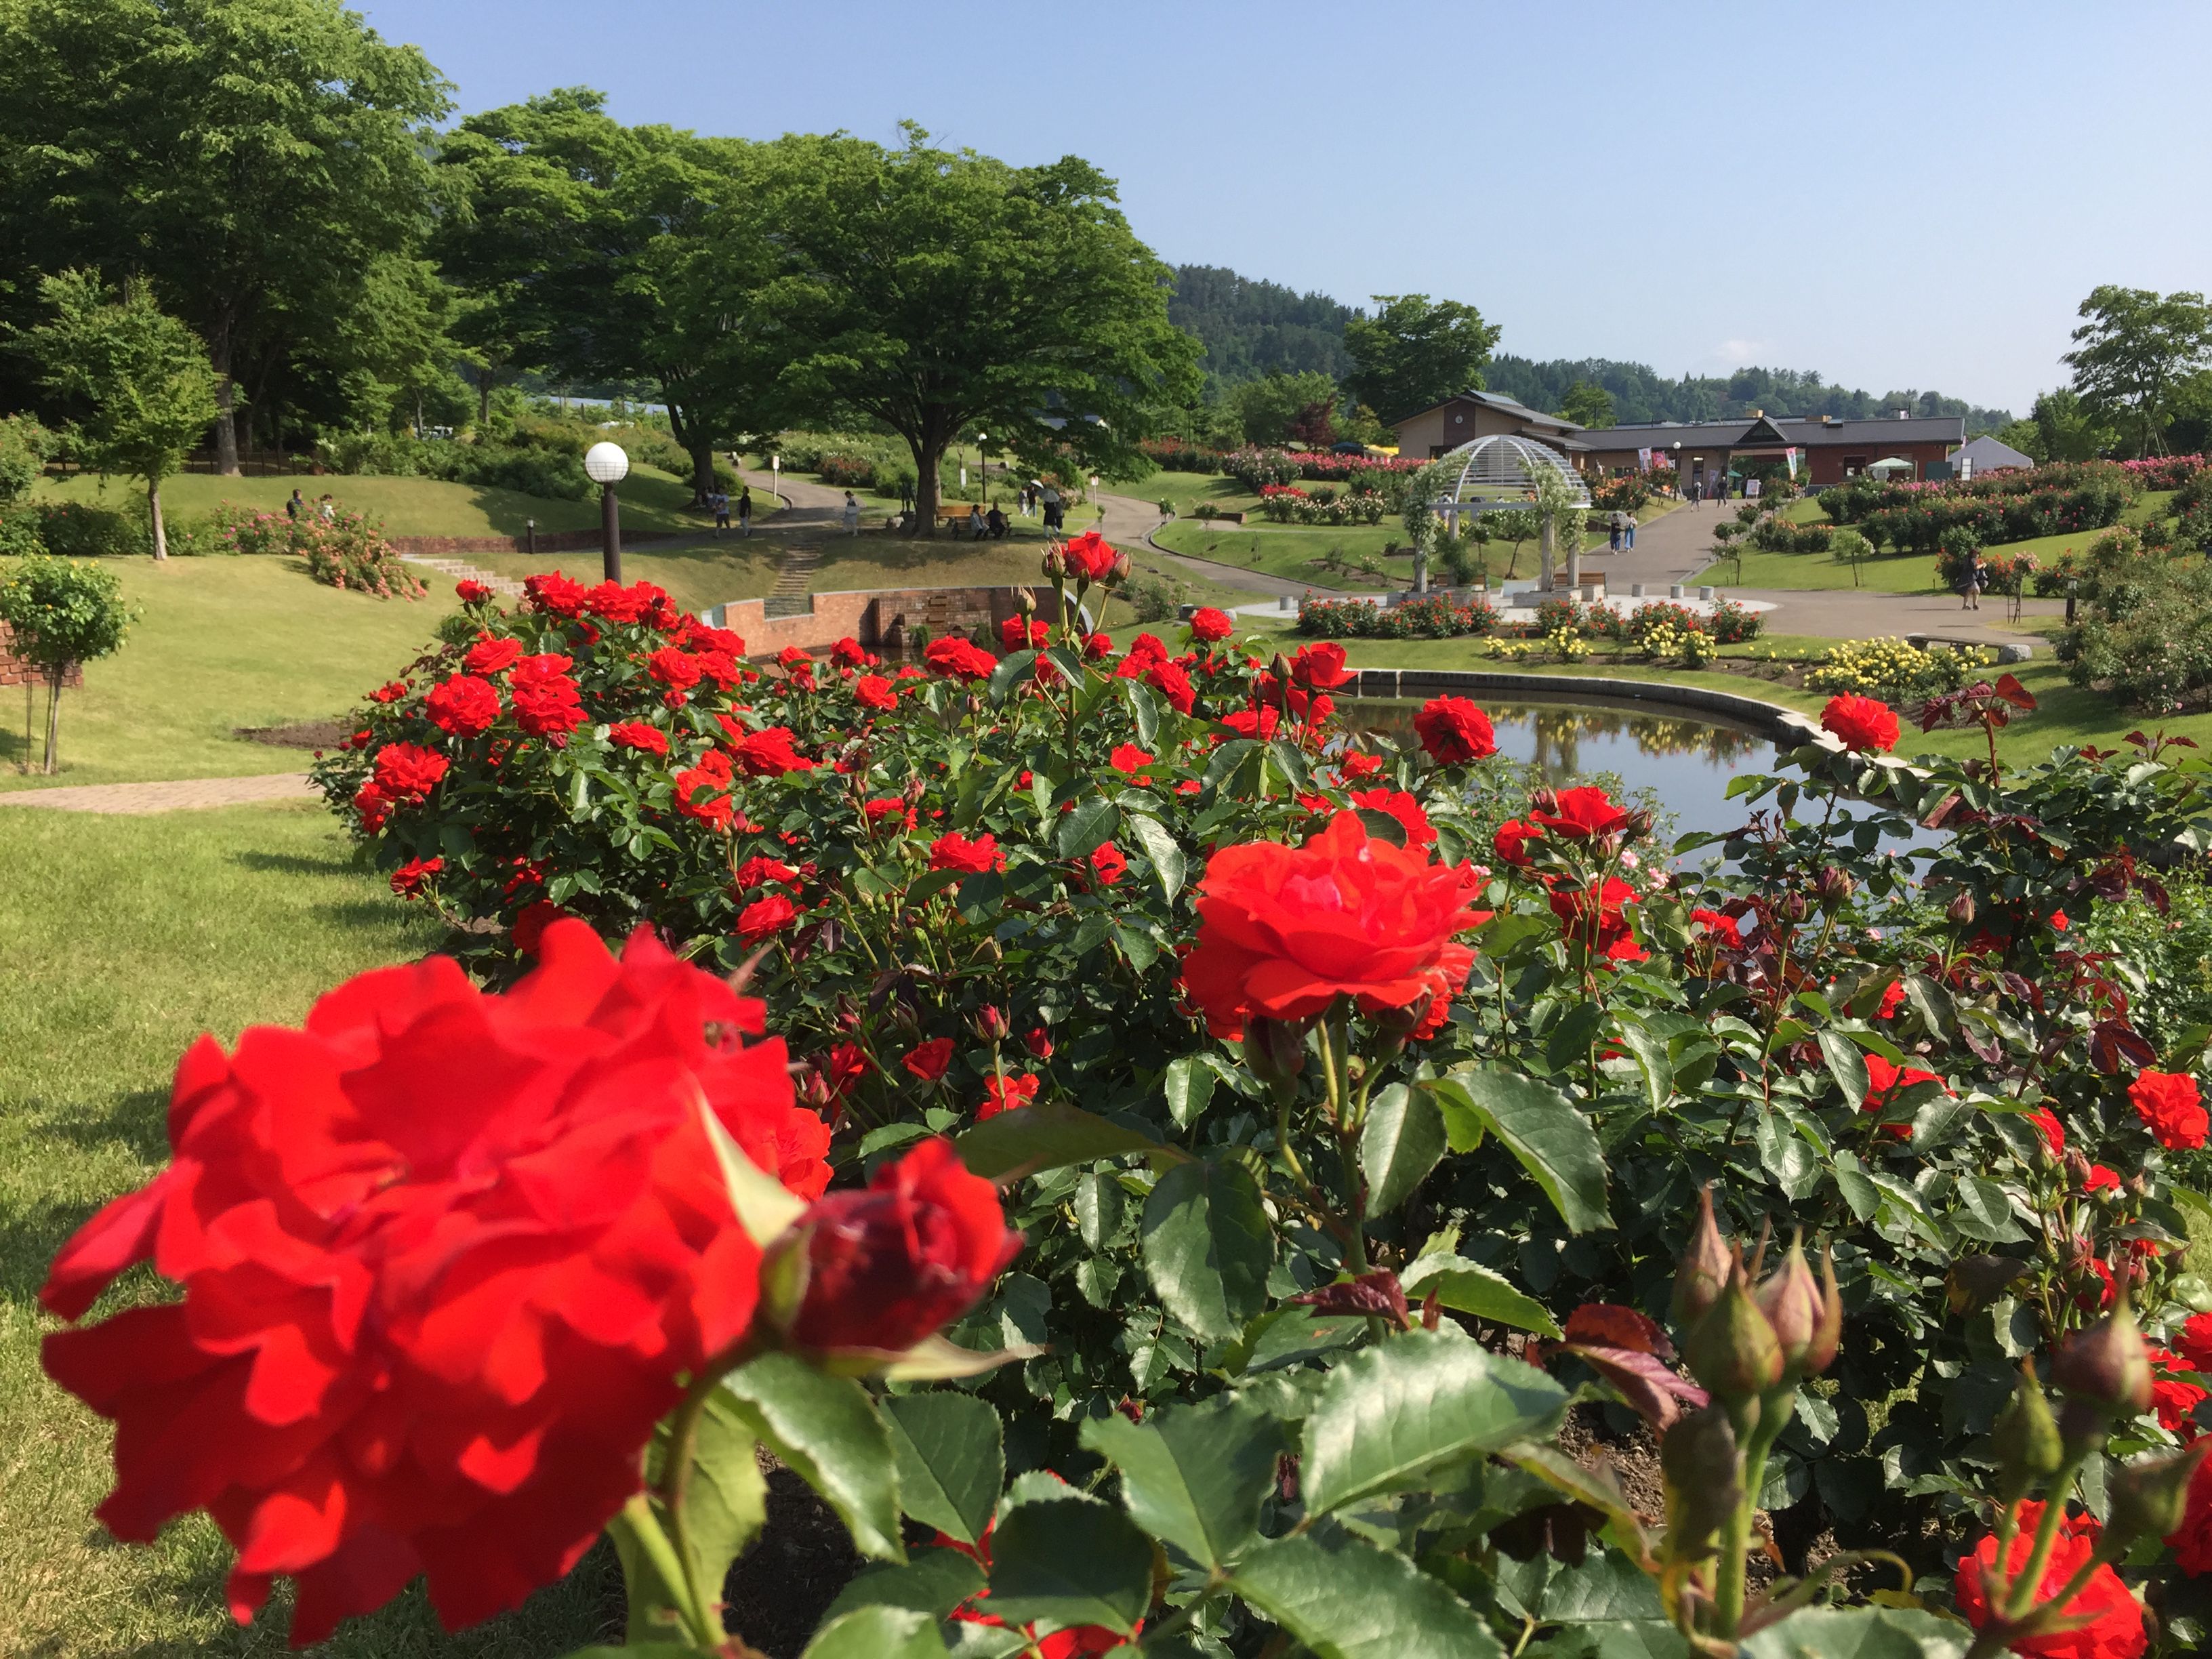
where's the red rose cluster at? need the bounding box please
[1490,785,1650,963]
[1956,1501,2146,1659]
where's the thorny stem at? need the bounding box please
[2000,1448,2088,1623]
[1715,1389,1794,1639]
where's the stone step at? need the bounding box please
[396,554,525,597]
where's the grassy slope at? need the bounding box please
[34,464,721,539]
[466,541,783,613]
[0,558,458,790]
[0,802,614,1658]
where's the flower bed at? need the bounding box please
[1255,483,1389,525]
[1298,591,1500,638]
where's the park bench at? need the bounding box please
[937,505,988,527]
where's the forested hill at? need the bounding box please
[1481,355,2015,434]
[1167,266,1354,385]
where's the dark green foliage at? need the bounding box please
[1167,264,1356,386]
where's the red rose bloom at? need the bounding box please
[736,894,798,943]
[2028,1107,2067,1158]
[1024,1027,1054,1059]
[1289,641,1353,690]
[1413,696,1498,765]
[455,579,493,604]
[1349,788,1437,848]
[1821,694,1900,755]
[1221,707,1280,741]
[733,856,799,890]
[373,742,449,801]
[464,637,523,676]
[427,674,501,738]
[586,579,657,624]
[924,637,999,681]
[389,855,444,897]
[523,571,589,618]
[2170,1452,2212,1574]
[863,797,916,830]
[1180,811,1488,1040]
[1062,529,1117,582]
[674,750,737,832]
[978,1073,1041,1120]
[1338,751,1384,781]
[1688,907,1742,944]
[998,616,1050,649]
[1877,981,1906,1019]
[2085,1164,2122,1193]
[351,781,392,832]
[854,674,898,712]
[510,655,584,738]
[370,680,409,703]
[1860,1053,1950,1138]
[1189,607,1233,642]
[830,637,867,669]
[2148,1346,2208,1433]
[1121,632,1169,670]
[1493,818,1542,868]
[1146,660,1196,714]
[648,647,703,691]
[930,832,1004,874]
[1958,1500,2146,1659]
[39,922,827,1645]
[903,1037,955,1082]
[1533,785,1633,840]
[2179,1312,2212,1375]
[1088,842,1128,886]
[608,721,670,755]
[1549,876,1647,963]
[1110,744,1155,777]
[1083,632,1112,659]
[730,725,814,777]
[2130,1069,2208,1150]
[779,1137,1019,1355]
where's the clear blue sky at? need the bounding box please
[356,0,2212,418]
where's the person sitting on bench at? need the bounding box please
[968,504,988,539]
[986,504,1008,539]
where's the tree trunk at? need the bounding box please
[664,400,715,506]
[42,667,61,774]
[210,329,241,476]
[148,476,169,562]
[912,436,945,539]
[477,369,492,435]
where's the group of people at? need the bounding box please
[285,489,337,524]
[707,487,752,536]
[1603,510,1639,552]
[962,503,1010,540]
[1017,480,1065,529]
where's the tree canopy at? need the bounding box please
[1557,380,1615,429]
[2063,285,2212,459]
[1343,294,1501,425]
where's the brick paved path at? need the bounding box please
[0,772,316,814]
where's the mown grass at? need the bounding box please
[0,558,459,792]
[0,801,615,1657]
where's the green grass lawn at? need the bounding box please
[0,558,458,791]
[0,801,616,1657]
[35,464,725,540]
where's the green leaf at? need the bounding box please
[674,1393,767,1610]
[1519,1623,1690,1659]
[1612,1019,1674,1112]
[1057,796,1121,859]
[1736,1606,1969,1659]
[1076,1170,1126,1250]
[981,1497,1154,1635]
[697,1099,808,1247]
[1123,676,1162,745]
[1401,1254,1561,1337]
[1429,1069,1610,1233]
[1361,1083,1447,1216]
[1953,1174,2028,1244]
[1818,1030,1870,1109]
[823,1548,987,1624]
[1079,1394,1285,1568]
[720,1354,903,1561]
[985,647,1037,705]
[1229,1531,1506,1659]
[957,1101,1164,1179]
[1124,810,1187,901]
[1300,1330,1571,1515]
[1141,1158,1275,1344]
[801,1606,949,1659]
[1753,1112,1822,1202]
[883,1392,1002,1547]
[565,1648,718,1659]
[1162,1054,1218,1129]
[879,1334,1042,1382]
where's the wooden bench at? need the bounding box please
[937,505,988,527]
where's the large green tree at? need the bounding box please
[1343,294,1501,424]
[25,271,217,560]
[0,0,451,471]
[729,126,1200,535]
[1224,371,1340,446]
[1557,380,1615,429]
[2062,285,2212,457]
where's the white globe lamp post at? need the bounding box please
[584,441,630,582]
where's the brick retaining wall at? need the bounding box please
[708,586,1063,656]
[0,621,81,689]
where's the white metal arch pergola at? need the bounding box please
[1430,433,1591,512]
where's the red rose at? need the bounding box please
[998,615,1050,649]
[1180,811,1489,1039]
[1533,785,1632,840]
[863,797,915,830]
[1189,607,1233,642]
[1413,696,1498,765]
[730,725,815,776]
[2171,1450,2212,1575]
[1348,787,1436,847]
[464,636,523,676]
[351,780,392,832]
[587,579,657,623]
[2130,1069,2208,1150]
[1221,707,1279,741]
[373,742,449,800]
[733,855,799,890]
[736,893,798,943]
[427,674,501,738]
[831,636,867,669]
[1121,632,1170,670]
[1289,641,1353,690]
[930,832,1004,874]
[455,579,493,604]
[648,646,703,691]
[855,674,898,712]
[1957,1500,2145,1659]
[979,1072,1040,1120]
[388,854,443,896]
[370,680,409,703]
[1024,1026,1054,1059]
[1493,818,1542,868]
[1146,659,1196,714]
[778,1137,1018,1356]
[1548,876,1646,963]
[1821,694,1900,755]
[1877,981,1905,1019]
[608,721,670,755]
[1860,1053,1949,1139]
[39,922,827,1645]
[1688,906,1741,944]
[1088,842,1128,886]
[1083,632,1112,659]
[903,1037,955,1082]
[512,898,566,954]
[1338,750,1384,781]
[675,750,737,832]
[2148,1346,2208,1432]
[2180,1311,2212,1375]
[2085,1163,2122,1193]
[1062,529,1118,582]
[924,637,999,681]
[523,571,588,617]
[510,655,584,738]
[1110,744,1155,777]
[2028,1107,2066,1158]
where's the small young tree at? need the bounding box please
[0,554,134,773]
[0,415,51,556]
[25,270,216,561]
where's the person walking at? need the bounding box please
[317,494,336,523]
[1624,512,1637,550]
[1607,511,1624,553]
[712,489,731,535]
[1961,550,1986,611]
[1042,484,1063,531]
[842,491,861,536]
[737,486,752,536]
[285,488,303,522]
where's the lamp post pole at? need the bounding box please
[977,432,988,504]
[584,442,630,583]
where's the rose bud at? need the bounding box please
[2052,1303,2154,1422]
[2064,1150,2095,1190]
[1755,1235,1822,1373]
[1683,1264,1784,1404]
[2108,1445,2211,1544]
[1778,891,1810,924]
[1815,866,1854,910]
[770,1137,1021,1363]
[1244,1015,1309,1099]
[1991,1361,2064,1500]
[1946,890,1978,926]
[1672,1185,1735,1329]
[1530,787,1561,818]
[1041,545,1067,580]
[1624,807,1656,842]
[1106,550,1132,586]
[1017,585,1037,617]
[972,1004,1011,1044]
[1659,1404,1742,1558]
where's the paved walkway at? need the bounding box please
[0,772,316,815]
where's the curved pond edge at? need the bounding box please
[1343,668,1824,748]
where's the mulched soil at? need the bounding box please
[722,1458,865,1658]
